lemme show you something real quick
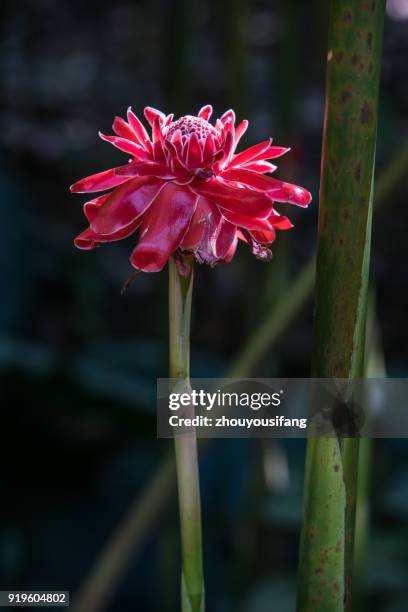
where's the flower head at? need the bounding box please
[71,105,311,272]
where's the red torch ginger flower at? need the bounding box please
[71,105,311,272]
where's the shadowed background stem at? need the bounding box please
[351,293,386,610]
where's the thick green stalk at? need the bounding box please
[168,258,205,612]
[297,2,385,611]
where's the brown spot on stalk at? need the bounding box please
[330,156,339,176]
[340,90,352,104]
[343,10,352,23]
[337,51,345,62]
[334,580,340,593]
[361,102,373,124]
[334,464,340,472]
[367,32,373,50]
[335,539,341,553]
[351,53,360,66]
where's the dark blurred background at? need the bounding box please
[1,0,408,610]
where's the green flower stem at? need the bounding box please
[168,257,205,612]
[297,2,385,611]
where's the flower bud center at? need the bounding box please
[164,115,220,142]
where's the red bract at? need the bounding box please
[71,105,312,272]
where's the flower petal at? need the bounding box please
[91,176,165,234]
[74,229,99,250]
[269,212,294,230]
[83,195,108,222]
[186,132,202,169]
[214,218,236,259]
[183,198,238,265]
[74,218,141,250]
[190,178,273,218]
[198,105,213,121]
[243,161,277,173]
[164,113,174,127]
[234,120,248,147]
[168,128,183,149]
[250,228,276,245]
[130,183,198,272]
[224,234,238,262]
[193,201,222,265]
[219,208,275,232]
[220,168,280,191]
[70,168,131,194]
[165,140,188,174]
[152,117,167,163]
[144,106,166,127]
[115,162,175,179]
[180,197,211,250]
[99,132,150,159]
[217,122,235,166]
[112,116,139,142]
[252,146,290,161]
[220,168,312,207]
[230,139,272,166]
[220,109,236,125]
[202,134,216,163]
[268,182,312,207]
[127,107,152,149]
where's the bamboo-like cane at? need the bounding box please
[296,2,385,611]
